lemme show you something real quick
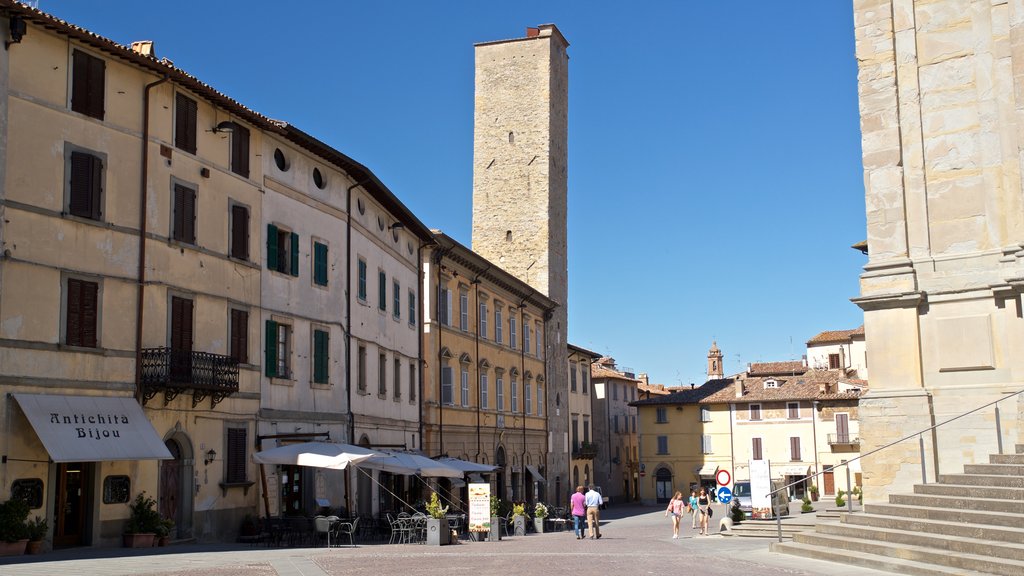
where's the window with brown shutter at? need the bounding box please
[752,437,763,460]
[69,150,102,220]
[230,204,249,260]
[230,309,248,364]
[225,427,247,483]
[170,296,193,383]
[66,278,98,348]
[174,93,197,154]
[230,125,250,178]
[71,50,105,120]
[173,184,196,244]
[790,436,801,461]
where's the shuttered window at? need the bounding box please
[750,404,762,421]
[357,258,367,300]
[266,224,298,276]
[357,345,367,392]
[172,184,196,244]
[230,205,249,260]
[313,242,328,286]
[393,281,400,319]
[230,125,250,178]
[65,278,98,348]
[408,291,416,326]
[408,363,416,401]
[69,150,102,220]
[378,353,387,396]
[71,50,105,120]
[229,309,248,364]
[170,296,193,352]
[790,437,802,461]
[264,320,291,378]
[441,366,453,405]
[225,427,247,483]
[752,437,763,461]
[174,93,198,154]
[378,271,387,311]
[312,329,329,384]
[393,358,401,400]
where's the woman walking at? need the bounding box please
[697,487,711,535]
[570,485,586,539]
[664,491,686,539]
[689,489,699,529]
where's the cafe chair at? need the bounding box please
[333,517,359,547]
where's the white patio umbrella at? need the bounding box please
[251,441,377,470]
[434,456,497,473]
[359,450,463,478]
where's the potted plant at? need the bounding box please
[835,489,846,508]
[808,484,819,502]
[123,492,159,547]
[24,516,47,554]
[155,517,175,546]
[0,499,29,556]
[424,491,450,546]
[511,502,526,536]
[801,495,813,513]
[533,502,548,533]
[488,496,501,542]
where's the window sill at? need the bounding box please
[270,376,294,386]
[356,389,369,396]
[219,481,255,497]
[377,393,387,400]
[311,381,331,390]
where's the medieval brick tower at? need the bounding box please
[472,25,570,502]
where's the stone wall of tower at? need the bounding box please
[852,0,1024,502]
[472,25,570,500]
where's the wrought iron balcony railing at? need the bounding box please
[140,347,239,408]
[827,433,860,446]
[572,441,598,460]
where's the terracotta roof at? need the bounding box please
[631,370,866,406]
[591,363,639,381]
[747,361,807,377]
[806,326,865,345]
[0,0,432,240]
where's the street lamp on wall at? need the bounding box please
[204,449,217,466]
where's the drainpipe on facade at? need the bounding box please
[416,241,429,453]
[344,179,368,446]
[134,74,169,404]
[434,247,446,453]
[519,298,528,499]
[471,264,490,462]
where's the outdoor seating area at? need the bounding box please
[249,509,472,548]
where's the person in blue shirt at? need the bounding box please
[688,490,699,529]
[583,486,602,539]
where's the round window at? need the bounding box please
[313,167,325,189]
[273,148,288,171]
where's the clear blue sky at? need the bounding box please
[41,1,866,387]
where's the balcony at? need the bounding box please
[827,433,860,447]
[140,347,239,408]
[572,441,598,460]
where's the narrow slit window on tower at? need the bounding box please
[505,230,512,242]
[508,131,514,144]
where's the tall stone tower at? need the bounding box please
[707,342,723,381]
[472,24,569,502]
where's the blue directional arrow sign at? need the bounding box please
[716,486,733,504]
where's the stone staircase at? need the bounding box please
[770,444,1024,576]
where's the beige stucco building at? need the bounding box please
[852,0,1024,501]
[0,1,432,547]
[421,232,555,507]
[590,357,641,503]
[567,344,599,500]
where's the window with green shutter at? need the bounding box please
[289,232,299,277]
[378,271,387,311]
[313,242,328,286]
[357,258,367,301]
[392,280,400,319]
[313,329,329,384]
[267,225,299,277]
[265,320,277,377]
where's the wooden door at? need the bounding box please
[160,440,181,537]
[823,471,835,495]
[53,463,88,548]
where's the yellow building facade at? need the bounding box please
[421,233,555,506]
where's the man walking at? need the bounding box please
[584,485,602,539]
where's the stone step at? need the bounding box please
[725,519,813,539]
[791,531,1024,576]
[865,502,1023,528]
[991,453,1024,465]
[939,473,1024,488]
[842,511,1024,545]
[816,521,1024,563]
[914,482,1024,501]
[770,540,986,576]
[890,493,1024,514]
[964,463,1024,476]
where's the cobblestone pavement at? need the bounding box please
[0,504,893,576]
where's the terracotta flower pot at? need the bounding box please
[123,533,155,548]
[0,540,27,557]
[25,540,43,555]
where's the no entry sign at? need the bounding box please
[716,469,731,487]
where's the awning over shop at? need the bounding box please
[434,456,497,474]
[526,465,545,483]
[695,463,718,477]
[777,465,811,477]
[251,442,377,469]
[12,393,173,462]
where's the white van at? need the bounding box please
[732,481,789,519]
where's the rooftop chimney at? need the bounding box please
[735,379,744,398]
[526,27,540,37]
[130,40,155,57]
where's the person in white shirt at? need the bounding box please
[583,486,602,539]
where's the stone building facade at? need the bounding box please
[471,24,571,503]
[852,0,1024,501]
